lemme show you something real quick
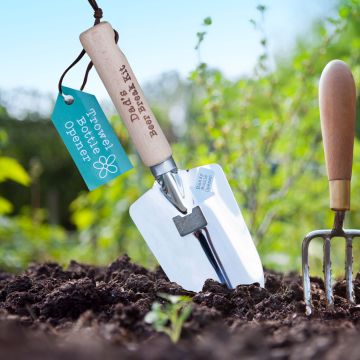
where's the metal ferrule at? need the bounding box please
[150,156,188,214]
[150,156,177,178]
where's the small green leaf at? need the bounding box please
[0,157,30,186]
[339,6,349,18]
[0,196,13,215]
[145,295,192,343]
[144,311,157,324]
[71,208,96,230]
[195,31,207,49]
[199,63,207,70]
[203,17,212,26]
[179,304,192,322]
[326,17,340,25]
[197,31,206,42]
[0,129,8,147]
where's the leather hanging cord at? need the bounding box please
[58,0,118,95]
[88,0,103,25]
[58,49,87,95]
[79,29,119,91]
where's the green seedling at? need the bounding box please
[144,294,192,343]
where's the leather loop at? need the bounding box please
[58,0,117,95]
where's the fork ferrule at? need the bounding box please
[329,180,351,211]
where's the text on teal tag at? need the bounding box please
[51,87,132,190]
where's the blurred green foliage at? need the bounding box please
[0,115,86,227]
[1,1,360,277]
[0,121,30,215]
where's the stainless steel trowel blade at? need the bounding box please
[129,164,264,292]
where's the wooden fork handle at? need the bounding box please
[319,60,356,211]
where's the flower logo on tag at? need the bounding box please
[93,154,118,179]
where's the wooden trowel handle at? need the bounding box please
[80,22,172,168]
[319,60,356,211]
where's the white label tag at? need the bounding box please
[191,167,215,203]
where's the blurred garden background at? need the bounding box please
[0,0,360,277]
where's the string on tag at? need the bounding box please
[58,0,119,103]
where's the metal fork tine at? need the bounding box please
[323,236,334,307]
[302,235,313,315]
[302,227,360,315]
[345,236,355,304]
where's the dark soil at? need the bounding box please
[1,255,360,359]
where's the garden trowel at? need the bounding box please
[80,22,264,292]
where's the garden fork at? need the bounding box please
[302,60,359,315]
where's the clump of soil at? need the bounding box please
[0,255,360,359]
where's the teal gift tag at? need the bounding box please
[51,87,132,190]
